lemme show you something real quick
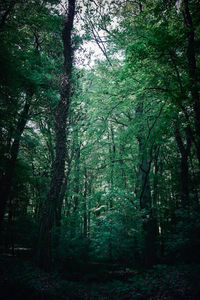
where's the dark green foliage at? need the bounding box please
[0,0,200,297]
[165,209,200,263]
[55,236,92,272]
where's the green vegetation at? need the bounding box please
[0,0,200,298]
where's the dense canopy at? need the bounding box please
[0,0,200,298]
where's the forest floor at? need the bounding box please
[0,253,200,299]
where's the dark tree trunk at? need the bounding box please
[0,100,30,234]
[119,144,127,189]
[152,146,160,210]
[55,163,72,228]
[108,124,116,208]
[135,99,157,266]
[183,0,200,164]
[70,143,80,238]
[55,119,75,240]
[37,0,76,271]
[73,144,80,212]
[135,100,152,210]
[175,126,191,208]
[83,166,88,238]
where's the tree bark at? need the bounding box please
[37,0,76,270]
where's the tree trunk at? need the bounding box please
[0,99,30,234]
[152,146,160,211]
[70,143,80,238]
[108,123,116,208]
[183,0,200,164]
[135,99,157,266]
[175,126,191,208]
[83,166,88,238]
[37,0,76,270]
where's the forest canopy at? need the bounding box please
[0,0,200,299]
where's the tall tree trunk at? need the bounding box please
[37,0,76,270]
[108,123,116,208]
[55,119,75,238]
[0,99,30,234]
[135,99,156,266]
[70,143,80,238]
[119,143,127,189]
[175,126,191,208]
[183,0,200,164]
[152,146,160,211]
[83,166,88,238]
[55,163,72,229]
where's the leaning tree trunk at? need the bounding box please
[37,0,76,271]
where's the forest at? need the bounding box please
[0,0,200,299]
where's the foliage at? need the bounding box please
[0,0,200,297]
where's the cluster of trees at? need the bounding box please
[0,0,200,272]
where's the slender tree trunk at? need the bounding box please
[183,0,200,163]
[0,99,30,234]
[108,124,116,208]
[83,166,88,238]
[175,126,191,208]
[135,99,157,266]
[73,145,80,212]
[87,180,92,238]
[152,146,160,211]
[37,0,76,270]
[119,144,127,189]
[70,143,80,238]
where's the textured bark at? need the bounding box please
[55,163,72,228]
[37,0,76,270]
[0,100,30,234]
[55,118,75,231]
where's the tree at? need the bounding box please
[0,0,61,235]
[37,0,76,270]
